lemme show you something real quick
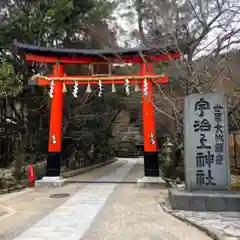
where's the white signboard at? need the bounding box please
[184,93,231,191]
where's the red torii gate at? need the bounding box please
[14,42,182,179]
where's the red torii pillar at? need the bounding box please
[46,63,64,176]
[141,63,159,177]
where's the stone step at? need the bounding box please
[114,125,140,133]
[114,131,139,135]
[128,126,140,132]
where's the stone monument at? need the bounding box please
[168,93,240,212]
[184,92,231,191]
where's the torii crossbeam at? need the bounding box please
[14,42,183,180]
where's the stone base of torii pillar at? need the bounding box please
[136,154,165,188]
[35,177,66,188]
[137,176,165,188]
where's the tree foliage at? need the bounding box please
[0,0,122,170]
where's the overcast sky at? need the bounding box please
[111,0,240,57]
[112,0,138,47]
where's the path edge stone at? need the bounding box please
[62,158,117,179]
[159,199,224,240]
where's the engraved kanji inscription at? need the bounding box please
[205,151,214,168]
[195,98,210,117]
[197,133,211,149]
[213,104,223,122]
[215,142,224,153]
[196,152,205,167]
[196,170,205,186]
[194,119,212,132]
[214,124,224,135]
[205,169,216,185]
[216,154,223,165]
[215,133,224,142]
[196,151,214,168]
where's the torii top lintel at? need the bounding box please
[14,42,183,64]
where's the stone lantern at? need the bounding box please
[163,137,173,164]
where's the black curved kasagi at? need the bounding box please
[13,41,183,58]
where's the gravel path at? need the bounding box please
[83,163,211,240]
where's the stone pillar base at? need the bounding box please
[137,176,165,188]
[35,177,66,188]
[46,152,61,177]
[143,151,159,177]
